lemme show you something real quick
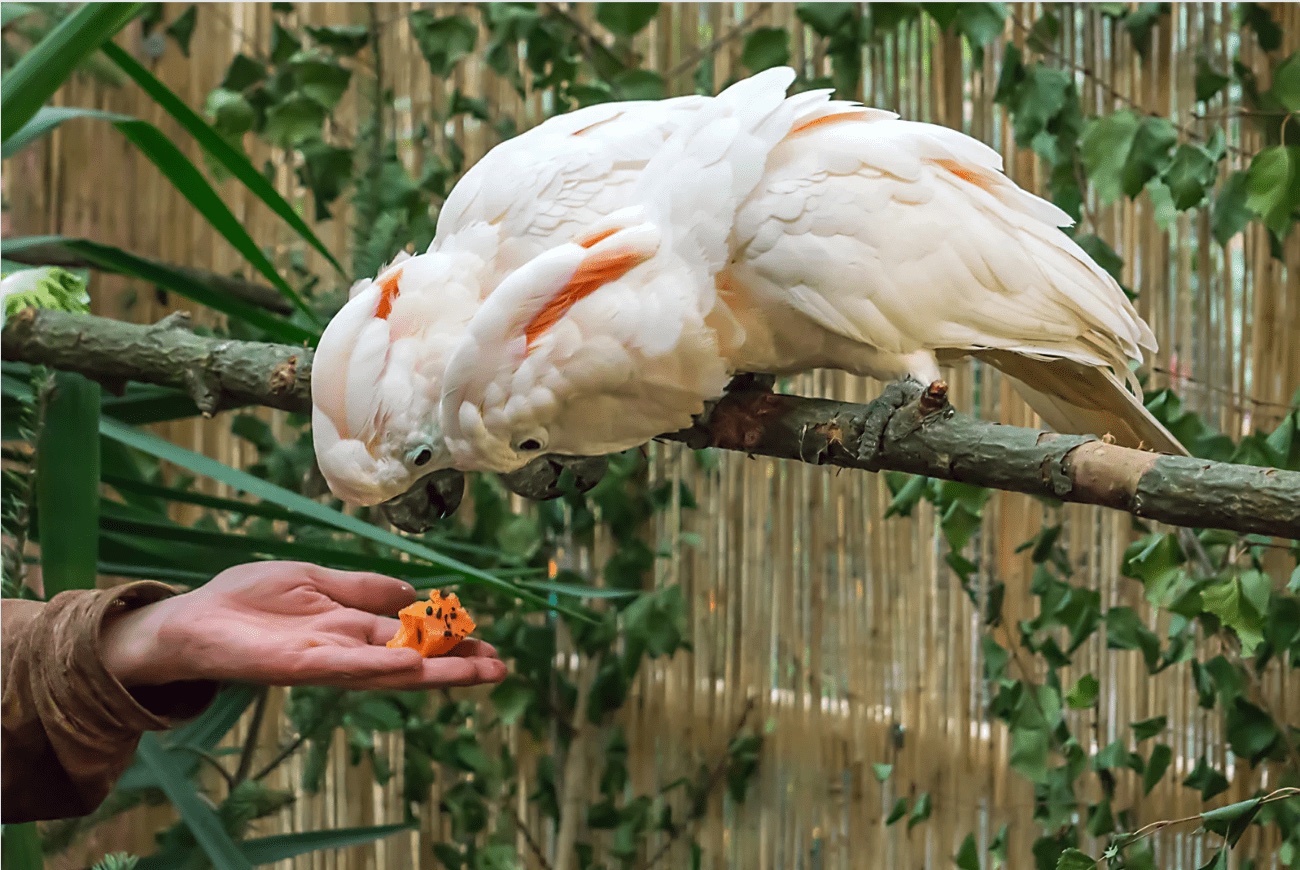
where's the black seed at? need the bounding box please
[416,628,423,642]
[426,605,434,616]
[443,630,453,638]
[435,608,442,619]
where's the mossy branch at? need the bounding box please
[3,309,1297,539]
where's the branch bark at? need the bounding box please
[4,309,1297,539]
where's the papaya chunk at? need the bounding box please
[386,590,476,657]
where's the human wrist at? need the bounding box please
[99,593,195,687]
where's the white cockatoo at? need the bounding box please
[312,67,1184,507]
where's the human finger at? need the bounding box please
[285,643,424,684]
[334,655,508,691]
[441,638,499,659]
[303,565,417,614]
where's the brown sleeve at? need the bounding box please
[1,582,219,823]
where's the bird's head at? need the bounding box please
[311,251,476,507]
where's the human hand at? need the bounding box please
[100,562,506,691]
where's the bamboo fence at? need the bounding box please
[6,3,1299,868]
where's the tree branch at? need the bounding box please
[3,309,1297,538]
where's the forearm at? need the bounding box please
[1,582,218,823]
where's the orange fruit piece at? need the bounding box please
[386,590,477,657]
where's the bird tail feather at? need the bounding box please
[978,352,1188,456]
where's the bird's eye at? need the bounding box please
[411,447,433,467]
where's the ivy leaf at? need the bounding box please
[204,88,256,136]
[871,763,893,782]
[1194,55,1230,102]
[305,24,369,56]
[1183,755,1230,800]
[954,833,980,870]
[1010,725,1051,784]
[297,140,352,220]
[885,796,908,825]
[1145,180,1179,231]
[612,69,664,101]
[409,11,477,77]
[1163,142,1219,210]
[742,27,790,72]
[262,93,327,148]
[1237,3,1282,52]
[596,3,659,38]
[1200,572,1268,654]
[1065,674,1099,709]
[1056,849,1097,870]
[1027,11,1060,52]
[1201,796,1265,848]
[221,54,267,92]
[490,675,535,725]
[1081,110,1140,204]
[1143,743,1172,794]
[165,5,197,57]
[1122,117,1178,197]
[796,3,857,37]
[270,22,301,64]
[1121,3,1168,57]
[288,49,352,109]
[1211,171,1254,244]
[1272,52,1300,112]
[907,791,932,830]
[1244,146,1300,236]
[1105,607,1160,671]
[1225,697,1281,762]
[1131,715,1167,741]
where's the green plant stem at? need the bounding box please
[4,308,1299,538]
[234,686,270,785]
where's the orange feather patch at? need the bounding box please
[524,250,647,349]
[375,269,403,320]
[577,227,619,248]
[934,158,998,194]
[787,110,871,137]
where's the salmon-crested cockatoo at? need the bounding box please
[312,67,1185,507]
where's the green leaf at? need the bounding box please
[1,823,43,870]
[1245,146,1300,236]
[596,3,659,38]
[1122,117,1178,198]
[1194,55,1230,102]
[2,236,314,344]
[954,833,980,870]
[270,21,301,63]
[1211,171,1253,245]
[1163,142,1218,210]
[0,1,143,142]
[1183,755,1230,800]
[165,6,197,57]
[885,796,908,825]
[288,49,352,109]
[1200,573,1267,654]
[490,675,535,725]
[1143,743,1172,794]
[1131,715,1167,741]
[97,418,573,617]
[1105,607,1161,671]
[1081,110,1140,205]
[1272,52,1300,112]
[1225,697,1281,762]
[221,54,267,91]
[1065,674,1099,709]
[264,92,329,149]
[907,791,932,830]
[136,733,253,870]
[612,69,665,101]
[305,24,370,56]
[4,101,319,322]
[1055,849,1096,870]
[35,372,100,597]
[797,3,856,37]
[204,88,256,136]
[1238,3,1282,52]
[871,763,893,782]
[409,11,477,77]
[1201,796,1264,848]
[742,28,790,72]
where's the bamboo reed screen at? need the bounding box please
[7,3,1299,868]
